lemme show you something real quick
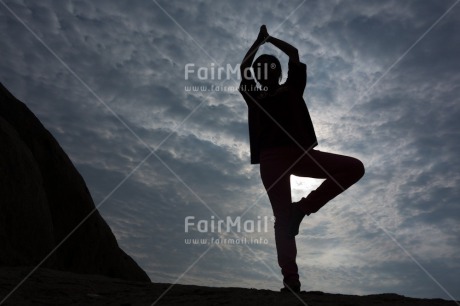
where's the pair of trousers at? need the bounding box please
[259,146,365,286]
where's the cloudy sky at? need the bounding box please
[1,0,460,301]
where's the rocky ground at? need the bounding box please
[1,267,459,306]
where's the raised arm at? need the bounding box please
[266,30,305,91]
[266,35,300,63]
[240,25,269,80]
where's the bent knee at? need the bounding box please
[354,158,365,180]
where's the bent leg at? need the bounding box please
[292,149,365,214]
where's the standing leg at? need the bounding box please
[260,149,300,290]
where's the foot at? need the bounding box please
[280,284,301,293]
[288,202,309,237]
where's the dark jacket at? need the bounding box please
[239,60,318,164]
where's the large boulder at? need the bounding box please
[0,83,150,282]
[0,116,55,266]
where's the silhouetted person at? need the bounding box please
[238,25,365,293]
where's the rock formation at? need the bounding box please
[0,83,150,282]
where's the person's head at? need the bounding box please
[252,54,282,88]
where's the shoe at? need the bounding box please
[288,203,308,237]
[280,284,301,293]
